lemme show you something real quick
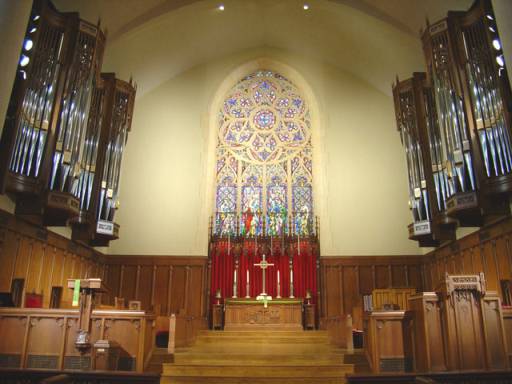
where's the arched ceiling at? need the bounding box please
[53,0,472,97]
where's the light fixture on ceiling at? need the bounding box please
[303,4,310,10]
[218,4,225,11]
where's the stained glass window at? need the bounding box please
[214,70,313,235]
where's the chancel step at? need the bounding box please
[161,330,354,384]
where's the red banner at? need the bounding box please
[210,238,318,304]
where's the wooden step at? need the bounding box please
[199,330,329,337]
[174,353,344,365]
[161,377,346,384]
[186,343,340,353]
[163,364,354,377]
[195,336,330,344]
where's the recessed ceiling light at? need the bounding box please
[218,4,225,11]
[303,4,310,10]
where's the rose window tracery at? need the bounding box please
[215,70,313,236]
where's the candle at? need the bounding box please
[234,269,237,283]
[277,270,280,284]
[290,269,293,283]
[247,269,249,283]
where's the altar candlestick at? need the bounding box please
[277,270,281,298]
[289,267,294,298]
[246,269,250,298]
[232,269,238,298]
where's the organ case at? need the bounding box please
[393,73,456,246]
[455,0,512,196]
[72,73,136,246]
[421,0,511,226]
[0,0,105,226]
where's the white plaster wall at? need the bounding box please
[108,48,420,256]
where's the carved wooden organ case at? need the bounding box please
[393,73,456,246]
[421,0,511,225]
[0,0,135,246]
[394,0,512,245]
[0,0,105,225]
[71,74,136,246]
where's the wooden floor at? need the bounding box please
[160,329,356,384]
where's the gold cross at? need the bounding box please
[254,254,274,298]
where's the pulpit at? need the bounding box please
[408,273,509,372]
[437,273,509,371]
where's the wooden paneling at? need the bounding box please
[0,229,18,291]
[423,217,512,304]
[138,266,153,310]
[0,210,104,309]
[104,256,207,320]
[391,265,407,287]
[120,265,137,301]
[170,266,186,314]
[320,256,424,322]
[375,265,390,289]
[359,266,374,295]
[342,266,358,315]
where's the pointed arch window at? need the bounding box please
[214,70,313,236]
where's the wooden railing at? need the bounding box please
[0,308,155,372]
[159,313,207,354]
[321,315,353,349]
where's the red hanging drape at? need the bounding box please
[210,237,317,306]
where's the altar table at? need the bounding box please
[224,298,303,330]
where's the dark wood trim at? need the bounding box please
[320,255,424,266]
[105,255,208,266]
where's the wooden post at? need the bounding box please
[168,314,176,354]
[67,278,108,353]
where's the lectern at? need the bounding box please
[67,278,108,352]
